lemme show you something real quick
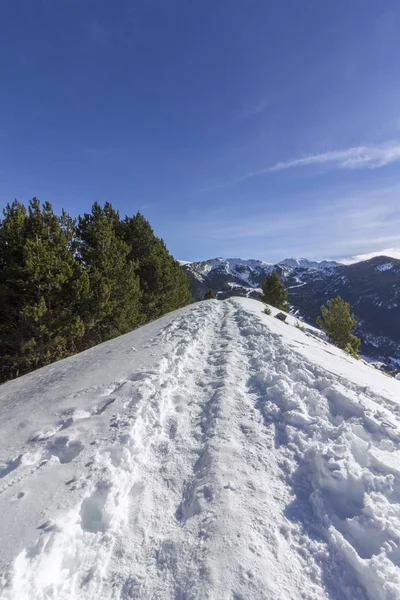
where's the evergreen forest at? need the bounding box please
[0,198,193,384]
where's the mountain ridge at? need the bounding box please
[1,297,400,598]
[182,255,400,364]
[182,256,341,271]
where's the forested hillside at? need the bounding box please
[0,198,192,384]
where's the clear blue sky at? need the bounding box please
[1,0,400,263]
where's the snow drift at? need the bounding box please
[1,298,400,600]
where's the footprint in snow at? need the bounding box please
[46,436,84,464]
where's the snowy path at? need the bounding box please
[1,298,400,599]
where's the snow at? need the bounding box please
[287,281,307,289]
[377,263,394,272]
[206,257,272,271]
[189,258,273,289]
[279,258,340,270]
[228,281,244,288]
[190,257,339,280]
[193,257,271,280]
[1,298,400,599]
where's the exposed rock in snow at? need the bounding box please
[1,298,400,599]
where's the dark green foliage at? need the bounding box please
[121,212,192,320]
[0,200,28,381]
[275,312,287,322]
[263,307,271,315]
[204,289,215,300]
[0,199,193,384]
[344,342,359,359]
[261,272,289,311]
[317,296,360,355]
[0,199,87,380]
[77,203,142,346]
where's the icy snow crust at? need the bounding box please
[1,298,400,599]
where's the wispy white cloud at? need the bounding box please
[269,142,400,172]
[201,141,400,192]
[340,247,400,265]
[180,183,400,262]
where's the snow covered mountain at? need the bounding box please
[185,257,338,290]
[1,297,400,599]
[183,256,341,302]
[279,257,340,269]
[183,255,400,364]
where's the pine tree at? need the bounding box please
[317,296,360,354]
[121,212,192,320]
[0,200,192,384]
[21,200,87,368]
[0,199,87,381]
[261,272,289,311]
[77,202,143,346]
[0,200,28,381]
[204,289,215,300]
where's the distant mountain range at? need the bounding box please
[182,255,400,365]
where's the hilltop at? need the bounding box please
[1,298,400,598]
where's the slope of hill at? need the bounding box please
[1,298,400,599]
[183,256,400,363]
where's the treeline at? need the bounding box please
[0,198,192,384]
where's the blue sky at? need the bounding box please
[1,0,400,263]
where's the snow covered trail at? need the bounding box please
[1,298,400,599]
[233,302,400,600]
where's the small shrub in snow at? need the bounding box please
[204,289,215,300]
[344,342,359,359]
[264,307,272,315]
[275,312,287,322]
